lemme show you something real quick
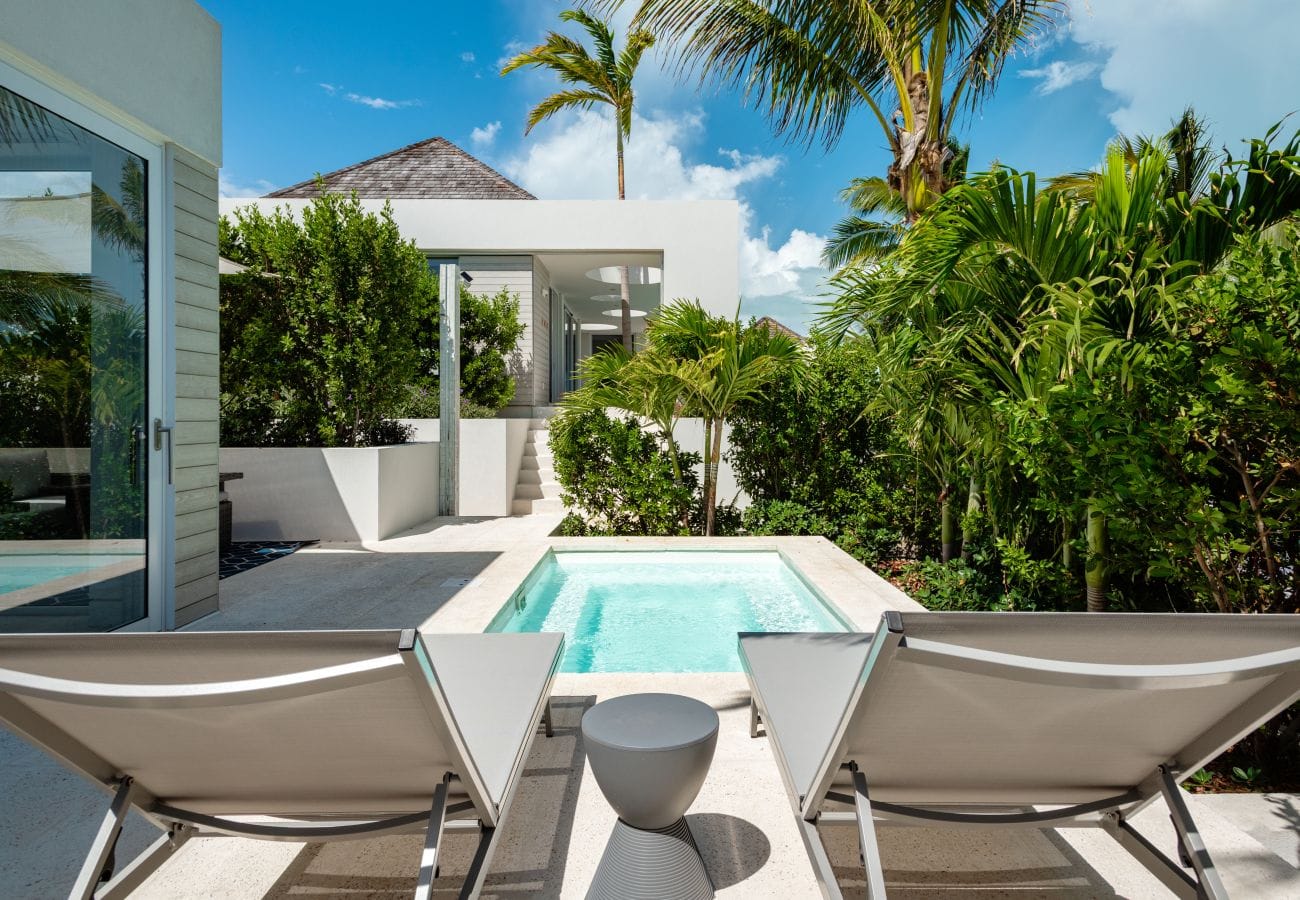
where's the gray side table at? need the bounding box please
[582,692,719,900]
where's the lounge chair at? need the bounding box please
[740,611,1300,899]
[0,629,563,900]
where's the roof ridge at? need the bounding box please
[264,135,536,200]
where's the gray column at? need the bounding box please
[438,263,460,516]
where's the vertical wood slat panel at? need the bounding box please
[170,147,220,622]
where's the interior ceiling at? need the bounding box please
[536,251,663,322]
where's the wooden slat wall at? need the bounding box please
[458,255,535,407]
[532,258,552,405]
[170,147,220,626]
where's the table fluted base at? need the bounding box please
[586,817,715,900]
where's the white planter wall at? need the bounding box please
[397,419,531,516]
[668,419,748,509]
[220,444,439,542]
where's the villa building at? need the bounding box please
[223,136,742,413]
[0,1,223,631]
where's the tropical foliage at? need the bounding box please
[815,119,1300,613]
[552,409,700,535]
[220,194,527,446]
[502,8,656,348]
[613,0,1064,265]
[552,299,803,535]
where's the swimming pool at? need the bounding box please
[0,554,140,595]
[486,550,848,673]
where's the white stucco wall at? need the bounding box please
[221,444,439,542]
[398,419,531,517]
[219,199,741,317]
[0,0,221,164]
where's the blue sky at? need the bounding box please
[205,0,1300,332]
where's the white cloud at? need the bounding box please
[503,108,780,201]
[502,107,829,326]
[318,83,337,95]
[1019,59,1099,95]
[1066,0,1300,145]
[344,93,421,110]
[218,171,277,199]
[496,40,529,70]
[460,51,476,63]
[471,121,502,149]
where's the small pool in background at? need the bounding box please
[0,555,139,595]
[487,550,848,672]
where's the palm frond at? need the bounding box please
[523,88,613,133]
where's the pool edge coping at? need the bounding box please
[419,535,925,639]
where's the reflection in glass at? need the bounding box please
[0,84,148,632]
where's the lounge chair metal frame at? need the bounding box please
[0,629,558,900]
[746,611,1300,900]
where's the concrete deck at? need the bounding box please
[3,514,1299,898]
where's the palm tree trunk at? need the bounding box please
[616,127,632,351]
[704,418,724,536]
[1085,500,1109,612]
[939,485,957,562]
[960,474,981,561]
[1061,516,1074,571]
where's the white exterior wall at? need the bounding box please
[398,418,531,516]
[0,0,221,166]
[218,199,740,412]
[221,444,439,543]
[220,198,742,318]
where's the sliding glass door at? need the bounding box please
[0,82,153,632]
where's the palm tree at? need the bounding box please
[561,343,690,484]
[502,9,656,351]
[824,123,1300,608]
[649,301,804,534]
[824,139,968,268]
[615,0,1064,224]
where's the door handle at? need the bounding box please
[154,418,173,485]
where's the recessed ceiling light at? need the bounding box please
[600,308,648,318]
[580,322,619,331]
[586,265,662,286]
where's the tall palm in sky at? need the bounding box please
[502,8,656,351]
[616,0,1065,238]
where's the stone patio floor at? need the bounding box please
[2,513,1299,898]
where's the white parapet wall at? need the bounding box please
[397,419,531,517]
[220,444,439,542]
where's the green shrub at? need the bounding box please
[728,334,933,559]
[550,409,700,535]
[219,190,435,447]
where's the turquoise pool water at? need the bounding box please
[0,555,136,594]
[487,551,846,673]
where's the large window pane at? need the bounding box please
[0,84,148,632]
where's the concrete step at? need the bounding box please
[516,468,557,486]
[514,496,565,515]
[514,481,563,501]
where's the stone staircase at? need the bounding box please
[512,418,565,515]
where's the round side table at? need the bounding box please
[582,692,719,900]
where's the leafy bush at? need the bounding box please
[727,335,932,562]
[550,409,700,535]
[219,191,435,447]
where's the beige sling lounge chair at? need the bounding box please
[741,611,1300,899]
[0,629,563,900]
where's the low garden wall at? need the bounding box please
[220,443,439,542]
[397,418,530,516]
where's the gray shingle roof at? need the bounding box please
[265,137,536,200]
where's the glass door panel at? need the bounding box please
[0,84,149,632]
